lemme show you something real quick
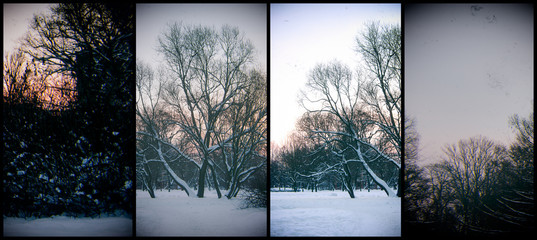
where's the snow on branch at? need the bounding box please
[137,131,200,168]
[353,156,397,197]
[155,141,195,197]
[313,129,400,169]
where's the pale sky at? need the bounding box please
[3,4,53,59]
[136,4,266,71]
[270,4,401,146]
[405,4,533,166]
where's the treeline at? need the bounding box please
[404,110,534,237]
[3,3,134,218]
[270,121,399,194]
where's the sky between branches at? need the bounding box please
[270,3,401,147]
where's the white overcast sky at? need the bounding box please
[405,4,533,166]
[270,4,401,146]
[136,4,266,70]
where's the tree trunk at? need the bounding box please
[142,179,155,198]
[208,163,222,198]
[396,167,402,197]
[360,159,397,197]
[354,143,398,197]
[343,163,356,198]
[197,160,208,198]
[142,168,156,198]
[156,141,195,197]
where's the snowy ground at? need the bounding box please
[136,189,267,236]
[3,215,132,236]
[270,189,400,237]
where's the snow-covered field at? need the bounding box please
[3,215,132,236]
[270,190,400,237]
[136,189,267,236]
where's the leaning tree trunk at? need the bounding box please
[358,158,397,197]
[342,163,356,198]
[354,143,398,197]
[156,142,195,197]
[142,172,155,198]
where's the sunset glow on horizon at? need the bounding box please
[3,50,77,111]
[4,4,78,111]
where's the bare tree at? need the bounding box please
[508,110,534,168]
[355,22,401,157]
[296,111,339,146]
[217,69,267,198]
[295,111,358,193]
[3,48,74,109]
[426,163,457,232]
[157,22,260,198]
[356,22,402,197]
[480,110,534,234]
[406,109,534,236]
[3,50,42,106]
[300,60,400,198]
[293,22,401,198]
[439,136,508,233]
[403,117,433,228]
[279,132,312,192]
[136,60,198,197]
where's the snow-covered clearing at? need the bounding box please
[270,190,400,237]
[136,189,267,236]
[3,215,132,236]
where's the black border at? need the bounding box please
[7,1,533,238]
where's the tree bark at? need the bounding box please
[197,160,208,198]
[208,163,222,198]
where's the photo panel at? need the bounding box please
[404,3,533,237]
[135,3,267,237]
[270,3,401,237]
[3,3,135,236]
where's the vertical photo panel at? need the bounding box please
[3,3,135,236]
[135,3,267,237]
[270,3,401,237]
[404,3,533,237]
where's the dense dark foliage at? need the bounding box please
[3,3,134,218]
